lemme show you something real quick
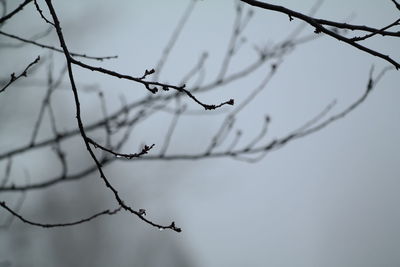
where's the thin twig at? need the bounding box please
[33,0,54,26]
[0,30,118,61]
[152,0,198,81]
[0,202,122,228]
[0,56,40,93]
[0,0,32,24]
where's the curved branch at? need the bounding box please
[0,201,122,228]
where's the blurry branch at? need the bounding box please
[0,26,52,49]
[240,0,400,69]
[0,0,6,18]
[0,0,32,24]
[0,159,12,187]
[0,56,40,93]
[152,0,198,81]
[0,191,26,229]
[30,60,67,144]
[159,101,185,156]
[130,65,391,162]
[0,0,315,195]
[88,137,155,159]
[0,171,28,229]
[0,30,118,61]
[216,1,254,82]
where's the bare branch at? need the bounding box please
[0,201,122,228]
[0,56,40,93]
[33,0,54,26]
[88,137,155,159]
[70,58,234,110]
[0,0,32,24]
[0,30,118,61]
[351,19,400,42]
[240,0,400,69]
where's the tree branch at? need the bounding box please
[240,0,400,69]
[0,0,32,24]
[0,201,122,228]
[0,56,40,93]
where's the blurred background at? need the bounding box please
[0,0,399,266]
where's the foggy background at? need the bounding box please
[0,0,399,266]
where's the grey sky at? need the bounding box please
[0,0,399,266]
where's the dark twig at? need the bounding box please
[0,56,40,93]
[112,66,390,162]
[33,0,54,26]
[0,201,122,228]
[0,24,313,164]
[244,115,270,149]
[71,58,234,110]
[351,19,400,42]
[0,0,32,24]
[179,52,208,85]
[0,171,29,229]
[0,157,111,192]
[205,60,280,153]
[240,0,400,69]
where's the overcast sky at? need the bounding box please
[1,0,399,266]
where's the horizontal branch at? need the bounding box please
[0,30,118,61]
[71,58,234,110]
[0,201,122,228]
